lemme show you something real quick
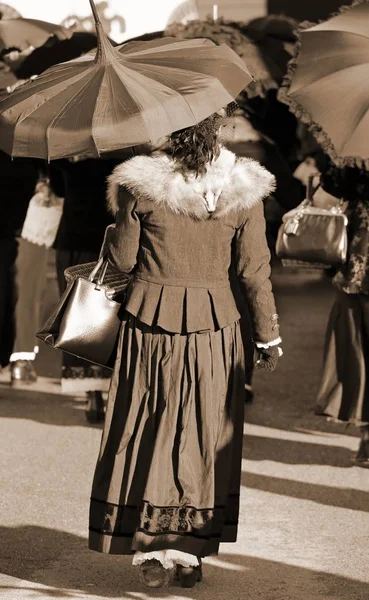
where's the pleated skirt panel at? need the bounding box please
[316,290,369,425]
[89,313,245,557]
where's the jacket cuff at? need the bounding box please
[255,337,282,349]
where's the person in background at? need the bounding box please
[243,90,301,168]
[10,177,64,385]
[49,156,118,422]
[0,149,39,373]
[226,109,304,214]
[315,161,369,467]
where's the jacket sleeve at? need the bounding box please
[107,187,140,273]
[234,201,280,345]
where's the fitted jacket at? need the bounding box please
[106,147,280,344]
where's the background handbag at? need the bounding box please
[275,175,348,268]
[37,256,131,369]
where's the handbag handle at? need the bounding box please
[306,174,321,203]
[89,256,109,286]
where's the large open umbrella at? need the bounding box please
[279,0,369,168]
[0,0,253,160]
[0,18,72,54]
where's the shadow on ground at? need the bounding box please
[0,390,101,428]
[241,470,369,513]
[242,433,356,467]
[0,525,368,600]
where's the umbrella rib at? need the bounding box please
[308,26,369,43]
[290,61,369,93]
[340,95,369,154]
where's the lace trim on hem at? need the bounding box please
[132,550,199,569]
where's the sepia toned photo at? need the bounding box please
[0,1,367,599]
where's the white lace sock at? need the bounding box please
[132,550,199,570]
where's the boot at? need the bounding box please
[10,360,37,386]
[354,425,369,468]
[176,558,202,588]
[139,559,170,588]
[85,391,105,424]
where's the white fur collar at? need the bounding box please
[107,147,275,219]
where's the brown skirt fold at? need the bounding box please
[89,313,245,557]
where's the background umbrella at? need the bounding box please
[165,16,296,98]
[0,3,22,19]
[279,0,369,168]
[15,32,102,79]
[0,18,72,54]
[0,0,253,161]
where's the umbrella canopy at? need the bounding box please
[15,32,101,79]
[279,0,369,168]
[0,18,72,54]
[165,17,295,98]
[0,6,253,161]
[0,4,22,19]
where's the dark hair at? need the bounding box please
[320,159,369,203]
[169,103,238,178]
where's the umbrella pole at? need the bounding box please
[88,0,101,25]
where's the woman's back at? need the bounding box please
[107,147,278,340]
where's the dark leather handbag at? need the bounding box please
[276,175,348,268]
[37,257,129,369]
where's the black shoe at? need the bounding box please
[85,391,105,423]
[354,438,369,468]
[139,559,170,588]
[10,360,37,386]
[176,559,202,588]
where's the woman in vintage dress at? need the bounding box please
[88,111,282,587]
[316,163,369,467]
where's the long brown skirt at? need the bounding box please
[316,290,369,425]
[89,313,245,557]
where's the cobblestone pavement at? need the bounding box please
[0,269,368,600]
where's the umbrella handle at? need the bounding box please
[88,0,101,25]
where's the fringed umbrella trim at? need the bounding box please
[278,2,369,169]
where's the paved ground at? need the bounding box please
[1,268,368,600]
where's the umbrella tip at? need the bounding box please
[89,0,101,26]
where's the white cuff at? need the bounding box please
[255,337,282,349]
[10,352,36,362]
